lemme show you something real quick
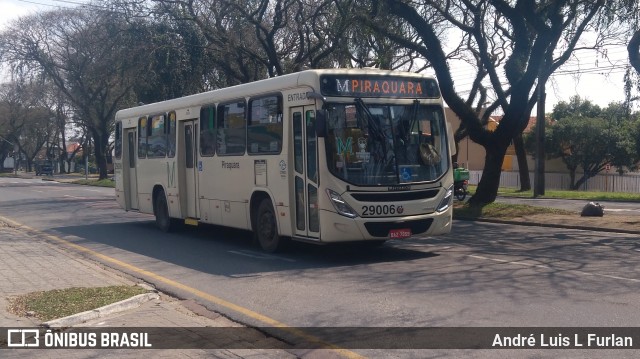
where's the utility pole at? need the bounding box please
[533,76,546,197]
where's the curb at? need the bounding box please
[42,292,160,328]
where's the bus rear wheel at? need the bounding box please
[154,191,173,232]
[255,199,281,252]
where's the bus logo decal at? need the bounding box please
[336,79,350,93]
[336,137,353,156]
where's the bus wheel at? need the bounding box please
[154,191,172,232]
[256,199,281,252]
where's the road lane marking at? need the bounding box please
[64,195,88,200]
[468,254,640,283]
[0,215,364,359]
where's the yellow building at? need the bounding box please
[446,108,565,172]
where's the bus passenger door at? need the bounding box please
[124,128,138,210]
[182,120,199,219]
[292,106,320,239]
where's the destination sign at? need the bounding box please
[320,75,440,98]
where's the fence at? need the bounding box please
[468,171,640,193]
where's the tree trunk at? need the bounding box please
[92,130,109,180]
[569,169,577,190]
[573,173,590,190]
[468,143,508,205]
[513,134,531,191]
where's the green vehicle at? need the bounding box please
[453,163,469,201]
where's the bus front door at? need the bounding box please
[182,120,199,220]
[124,128,139,210]
[292,107,320,240]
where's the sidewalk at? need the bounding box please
[0,221,302,358]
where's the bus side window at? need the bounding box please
[199,105,216,156]
[167,111,176,158]
[114,122,122,160]
[148,114,167,158]
[128,132,136,168]
[138,116,148,158]
[217,100,246,156]
[248,94,282,154]
[185,125,194,169]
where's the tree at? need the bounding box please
[153,0,431,86]
[0,82,55,172]
[528,99,639,189]
[154,0,337,84]
[545,116,635,189]
[551,96,602,121]
[0,6,163,179]
[364,0,611,204]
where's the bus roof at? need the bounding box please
[115,68,437,120]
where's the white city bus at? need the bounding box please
[113,69,455,252]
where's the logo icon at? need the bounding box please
[7,329,40,347]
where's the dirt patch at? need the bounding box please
[503,212,640,233]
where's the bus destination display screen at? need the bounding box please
[320,75,440,99]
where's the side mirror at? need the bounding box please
[316,109,327,138]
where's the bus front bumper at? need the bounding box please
[319,208,452,243]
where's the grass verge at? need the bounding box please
[71,178,115,187]
[492,187,640,202]
[7,285,148,322]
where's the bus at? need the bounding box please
[113,69,455,252]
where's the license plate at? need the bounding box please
[389,228,411,239]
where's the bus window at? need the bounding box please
[217,100,246,155]
[248,95,282,154]
[293,112,303,174]
[138,116,148,158]
[148,114,167,158]
[199,105,216,156]
[185,124,194,169]
[128,132,136,168]
[167,111,176,158]
[114,122,122,160]
[326,103,447,185]
[306,110,317,183]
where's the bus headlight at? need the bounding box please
[436,185,454,213]
[326,189,358,218]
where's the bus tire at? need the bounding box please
[255,199,281,252]
[154,191,173,233]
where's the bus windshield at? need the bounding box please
[325,101,448,186]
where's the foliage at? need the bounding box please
[0,1,217,179]
[72,178,115,187]
[495,187,640,202]
[551,96,602,121]
[526,98,640,189]
[362,0,614,205]
[0,83,57,172]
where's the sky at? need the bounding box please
[0,0,633,113]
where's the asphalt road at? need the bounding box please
[1,177,639,357]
